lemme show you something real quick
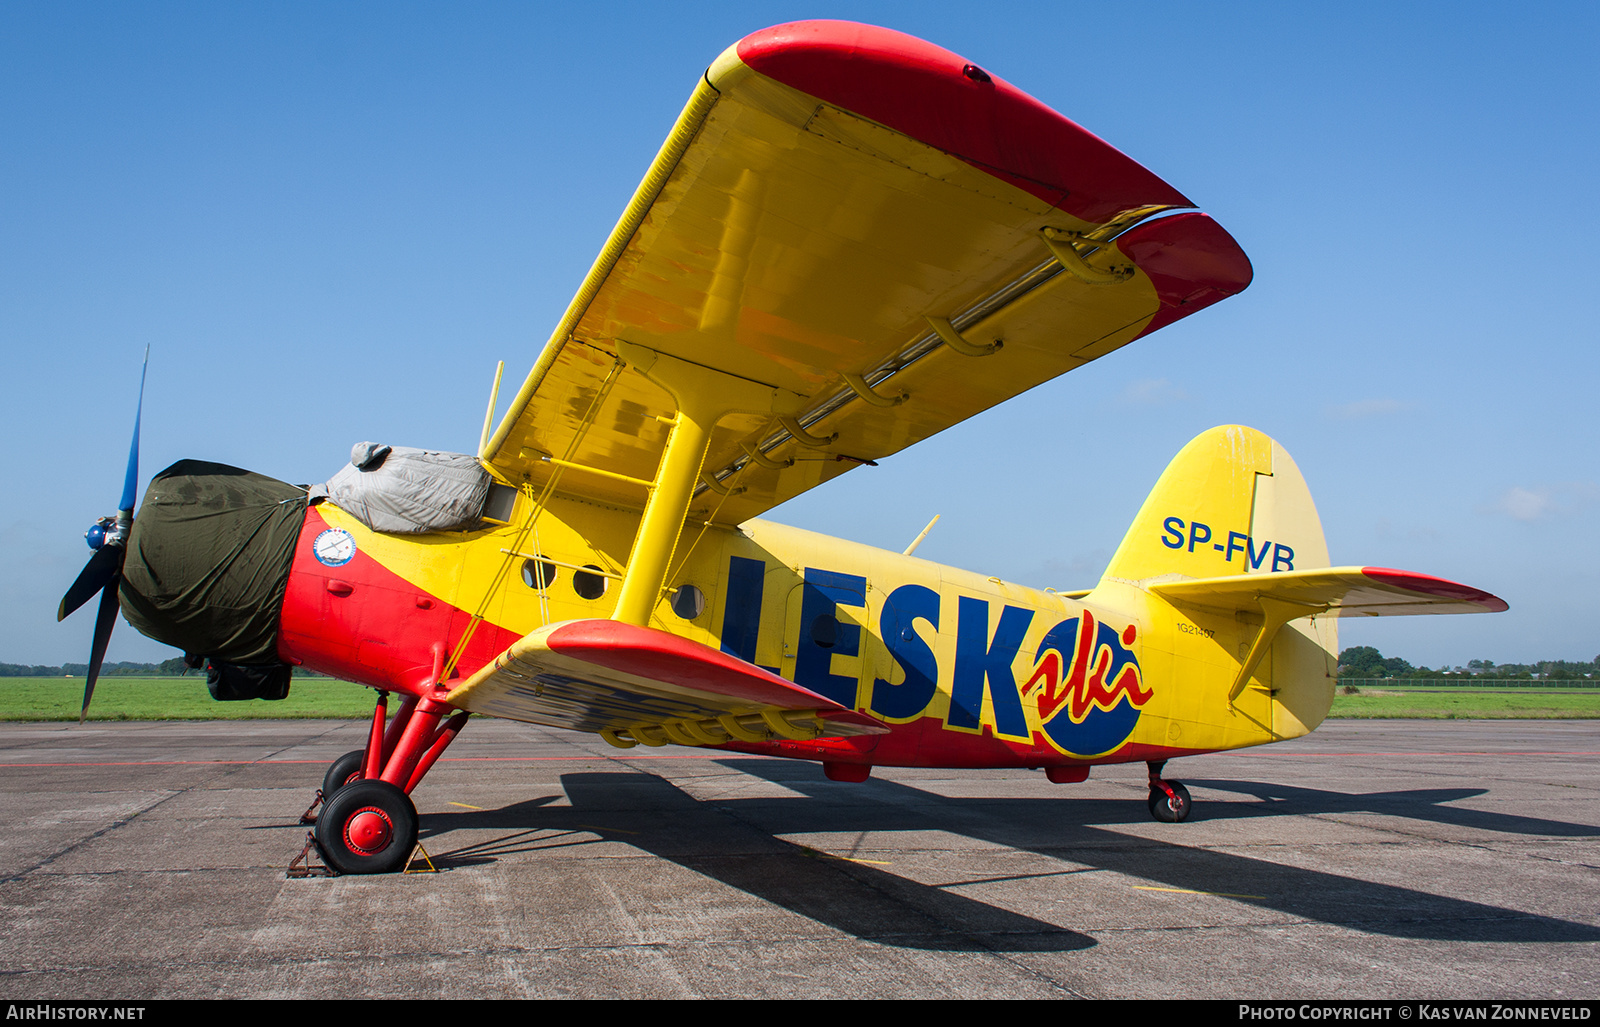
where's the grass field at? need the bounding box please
[0,676,376,721]
[1327,687,1600,719]
[4,676,1599,722]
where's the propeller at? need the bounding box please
[58,347,148,723]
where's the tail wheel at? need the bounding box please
[321,750,367,800]
[315,779,418,874]
[1148,781,1192,823]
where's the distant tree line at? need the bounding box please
[1,659,328,678]
[1338,646,1599,681]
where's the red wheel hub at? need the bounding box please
[344,807,393,854]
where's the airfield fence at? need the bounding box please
[1338,678,1599,690]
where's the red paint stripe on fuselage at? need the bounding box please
[716,714,1201,770]
[277,507,519,695]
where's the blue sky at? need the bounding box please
[5,2,1596,669]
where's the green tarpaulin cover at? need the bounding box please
[119,461,306,664]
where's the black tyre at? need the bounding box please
[321,750,367,800]
[315,779,418,874]
[1147,781,1192,823]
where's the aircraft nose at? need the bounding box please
[116,459,308,664]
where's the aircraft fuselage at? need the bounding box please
[277,489,1335,774]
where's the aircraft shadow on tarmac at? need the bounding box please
[412,760,1600,949]
[419,778,1094,951]
[1183,778,1600,838]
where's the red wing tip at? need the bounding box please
[731,20,1194,221]
[1119,212,1253,338]
[1361,568,1509,612]
[737,20,950,63]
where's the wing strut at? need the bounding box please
[611,341,803,625]
[1227,596,1328,706]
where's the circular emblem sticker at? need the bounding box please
[313,528,357,567]
[1026,610,1152,758]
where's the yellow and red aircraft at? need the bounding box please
[59,21,1506,874]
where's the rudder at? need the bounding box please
[1099,425,1329,587]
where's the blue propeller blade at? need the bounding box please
[118,346,149,514]
[63,347,150,720]
[58,544,121,621]
[80,580,122,723]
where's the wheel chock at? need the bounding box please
[402,842,438,874]
[286,832,337,878]
[298,788,326,826]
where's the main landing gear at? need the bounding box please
[1146,760,1191,823]
[322,750,366,800]
[317,780,418,874]
[301,691,470,874]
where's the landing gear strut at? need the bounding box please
[297,690,470,873]
[1146,760,1191,823]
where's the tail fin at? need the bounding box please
[1095,426,1505,746]
[1099,425,1329,587]
[1097,426,1338,741]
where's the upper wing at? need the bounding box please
[482,20,1252,524]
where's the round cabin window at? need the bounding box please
[521,557,556,590]
[573,565,608,600]
[670,584,705,620]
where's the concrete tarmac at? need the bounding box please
[1,718,1596,999]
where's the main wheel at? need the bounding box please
[1147,781,1192,823]
[321,750,367,800]
[315,779,418,874]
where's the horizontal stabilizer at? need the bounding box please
[1150,566,1508,617]
[446,619,886,748]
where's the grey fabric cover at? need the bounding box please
[350,442,391,470]
[312,443,491,534]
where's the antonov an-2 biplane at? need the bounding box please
[60,21,1506,874]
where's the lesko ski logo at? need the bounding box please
[1024,610,1152,756]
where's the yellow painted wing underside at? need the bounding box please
[482,50,1174,524]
